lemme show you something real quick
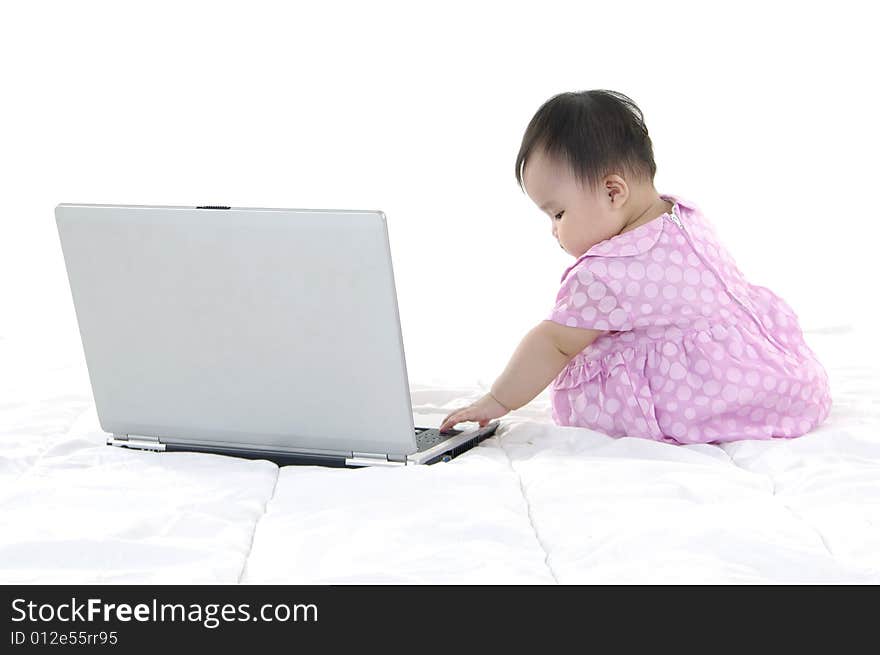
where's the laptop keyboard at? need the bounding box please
[414,427,462,451]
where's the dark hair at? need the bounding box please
[514,90,657,195]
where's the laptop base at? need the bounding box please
[106,421,500,468]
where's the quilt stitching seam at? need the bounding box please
[776,500,834,557]
[238,466,281,583]
[719,446,836,559]
[498,434,559,584]
[765,468,837,560]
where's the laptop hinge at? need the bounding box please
[346,452,404,467]
[107,434,166,452]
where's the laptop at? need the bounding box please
[54,203,499,467]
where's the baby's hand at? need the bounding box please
[439,393,510,433]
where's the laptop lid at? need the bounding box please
[55,203,420,458]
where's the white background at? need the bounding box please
[1,0,877,389]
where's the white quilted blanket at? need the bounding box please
[1,325,878,584]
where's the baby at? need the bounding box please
[439,89,832,445]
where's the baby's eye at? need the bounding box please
[554,211,564,220]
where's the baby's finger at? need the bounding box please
[440,406,466,429]
[439,411,464,432]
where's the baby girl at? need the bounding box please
[439,89,831,445]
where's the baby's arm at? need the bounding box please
[490,321,602,410]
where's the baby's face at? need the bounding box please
[522,149,627,258]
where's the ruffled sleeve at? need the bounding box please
[545,257,633,331]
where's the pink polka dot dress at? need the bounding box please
[545,193,832,445]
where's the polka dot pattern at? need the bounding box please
[546,193,832,445]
